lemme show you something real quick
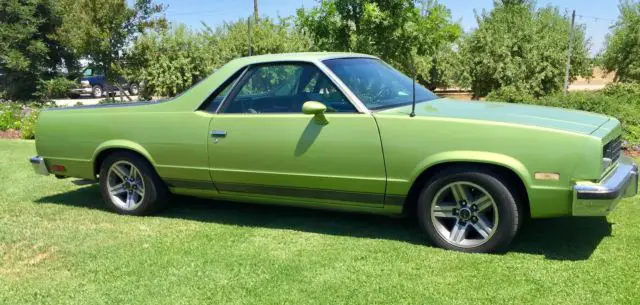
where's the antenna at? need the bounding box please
[410,56,416,118]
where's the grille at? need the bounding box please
[603,136,622,164]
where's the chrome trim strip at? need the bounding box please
[574,156,638,200]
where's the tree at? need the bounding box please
[0,0,78,100]
[57,0,166,91]
[462,1,592,98]
[297,0,463,89]
[601,0,640,83]
[126,17,311,99]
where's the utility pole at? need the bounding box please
[254,0,259,22]
[563,10,576,96]
[248,17,252,56]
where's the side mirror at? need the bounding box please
[302,101,328,124]
[302,101,327,115]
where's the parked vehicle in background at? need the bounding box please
[31,53,638,253]
[69,67,139,98]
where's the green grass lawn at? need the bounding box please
[1,139,639,304]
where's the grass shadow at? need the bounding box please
[36,185,611,261]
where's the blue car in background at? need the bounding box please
[69,67,139,98]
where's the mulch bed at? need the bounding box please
[0,129,20,139]
[626,149,640,158]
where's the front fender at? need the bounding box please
[409,150,533,188]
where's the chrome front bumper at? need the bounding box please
[573,155,638,216]
[29,156,50,176]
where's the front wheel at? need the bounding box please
[128,83,139,95]
[99,152,170,215]
[91,85,103,98]
[417,169,522,253]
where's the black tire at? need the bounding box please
[91,85,103,98]
[99,151,170,215]
[417,168,522,253]
[128,83,139,95]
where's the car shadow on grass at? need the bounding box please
[36,184,611,261]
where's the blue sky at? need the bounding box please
[155,0,620,55]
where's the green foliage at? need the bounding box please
[487,83,640,144]
[57,0,167,83]
[297,0,463,89]
[462,2,592,98]
[485,85,535,103]
[19,109,39,139]
[126,18,311,99]
[0,103,23,131]
[35,77,76,99]
[0,0,78,100]
[601,1,640,83]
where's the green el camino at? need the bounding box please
[30,53,638,253]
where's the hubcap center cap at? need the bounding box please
[458,208,472,221]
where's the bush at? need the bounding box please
[19,109,39,139]
[35,77,76,99]
[0,103,23,131]
[485,85,535,103]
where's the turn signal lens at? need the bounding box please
[534,172,560,181]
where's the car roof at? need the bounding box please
[230,52,378,66]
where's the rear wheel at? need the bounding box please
[99,152,170,215]
[417,168,521,253]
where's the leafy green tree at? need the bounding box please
[0,0,78,100]
[297,0,463,89]
[127,17,311,99]
[601,0,640,83]
[462,1,592,98]
[57,0,166,88]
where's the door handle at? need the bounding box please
[211,130,227,137]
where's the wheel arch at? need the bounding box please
[92,140,156,177]
[403,152,532,218]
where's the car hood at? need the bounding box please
[376,99,611,135]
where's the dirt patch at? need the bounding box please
[0,129,20,139]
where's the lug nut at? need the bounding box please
[460,200,467,206]
[471,204,478,211]
[471,216,478,223]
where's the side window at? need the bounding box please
[82,68,93,77]
[222,63,356,114]
[202,69,244,113]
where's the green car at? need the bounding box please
[30,53,638,253]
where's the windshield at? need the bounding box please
[323,58,439,110]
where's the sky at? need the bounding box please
[154,0,621,55]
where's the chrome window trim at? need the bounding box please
[313,59,371,114]
[215,60,366,115]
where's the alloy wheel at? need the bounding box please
[106,161,145,211]
[430,181,499,248]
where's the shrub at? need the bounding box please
[0,103,23,131]
[35,77,76,99]
[19,109,39,139]
[485,85,535,103]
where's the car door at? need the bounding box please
[207,62,387,206]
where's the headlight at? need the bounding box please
[80,80,90,88]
